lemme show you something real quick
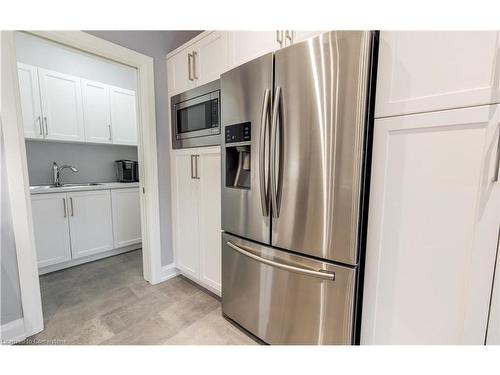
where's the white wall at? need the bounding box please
[14,31,137,90]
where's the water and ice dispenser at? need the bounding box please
[225,122,251,189]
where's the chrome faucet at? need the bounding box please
[52,162,79,187]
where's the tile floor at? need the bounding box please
[24,250,256,345]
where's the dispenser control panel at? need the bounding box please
[225,122,251,143]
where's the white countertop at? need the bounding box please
[30,182,140,195]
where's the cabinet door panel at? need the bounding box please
[68,190,114,258]
[31,193,71,268]
[362,105,500,344]
[172,151,200,279]
[111,188,142,248]
[198,148,221,294]
[82,79,112,144]
[110,86,137,145]
[487,239,500,344]
[17,63,43,139]
[230,31,279,68]
[194,32,231,85]
[293,30,323,44]
[375,31,500,117]
[38,68,85,141]
[167,48,196,97]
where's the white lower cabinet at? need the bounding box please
[68,190,114,259]
[31,193,72,268]
[111,188,142,248]
[362,105,500,344]
[32,187,141,270]
[172,146,221,295]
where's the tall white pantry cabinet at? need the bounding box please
[362,31,500,344]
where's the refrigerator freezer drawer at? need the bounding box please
[222,232,357,344]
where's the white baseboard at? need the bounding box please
[1,318,26,344]
[160,263,179,282]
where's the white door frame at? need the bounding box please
[1,31,163,338]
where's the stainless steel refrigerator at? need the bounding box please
[221,31,377,344]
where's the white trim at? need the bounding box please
[166,31,213,59]
[38,245,141,275]
[1,31,44,337]
[0,318,27,345]
[160,263,180,282]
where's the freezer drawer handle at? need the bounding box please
[227,241,335,281]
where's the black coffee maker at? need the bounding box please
[115,160,139,182]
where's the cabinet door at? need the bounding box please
[31,193,71,268]
[172,150,200,280]
[38,68,85,142]
[82,79,112,144]
[362,105,500,344]
[375,31,500,118]
[229,31,280,68]
[111,188,142,248]
[68,190,114,259]
[110,86,138,145]
[167,47,196,97]
[193,32,231,86]
[17,63,43,139]
[487,238,500,344]
[198,147,222,294]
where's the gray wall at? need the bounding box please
[26,141,138,185]
[85,31,202,266]
[15,31,137,90]
[1,130,24,325]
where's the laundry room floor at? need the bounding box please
[23,250,256,345]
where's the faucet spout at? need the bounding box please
[52,162,79,186]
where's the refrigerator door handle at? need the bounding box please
[270,86,281,218]
[226,241,336,281]
[259,88,271,216]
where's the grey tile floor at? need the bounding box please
[26,250,256,345]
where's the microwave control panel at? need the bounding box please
[225,122,251,144]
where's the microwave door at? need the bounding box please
[271,31,372,265]
[220,53,273,245]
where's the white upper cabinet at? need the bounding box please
[38,68,85,142]
[110,86,138,145]
[111,187,142,248]
[31,193,72,268]
[17,63,43,139]
[375,31,500,117]
[362,104,500,344]
[193,32,231,87]
[229,31,280,69]
[82,79,112,144]
[293,30,323,44]
[68,190,114,259]
[167,46,196,97]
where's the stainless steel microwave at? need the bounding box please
[171,80,221,149]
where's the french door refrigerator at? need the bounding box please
[221,31,377,344]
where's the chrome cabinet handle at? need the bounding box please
[108,124,112,141]
[270,86,281,218]
[69,197,74,216]
[285,30,292,46]
[194,155,200,179]
[37,116,43,135]
[190,155,195,179]
[276,30,283,47]
[63,198,67,218]
[494,127,500,182]
[227,241,335,281]
[192,51,198,80]
[188,53,194,81]
[43,116,48,136]
[259,89,271,217]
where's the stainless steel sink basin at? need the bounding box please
[30,183,103,190]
